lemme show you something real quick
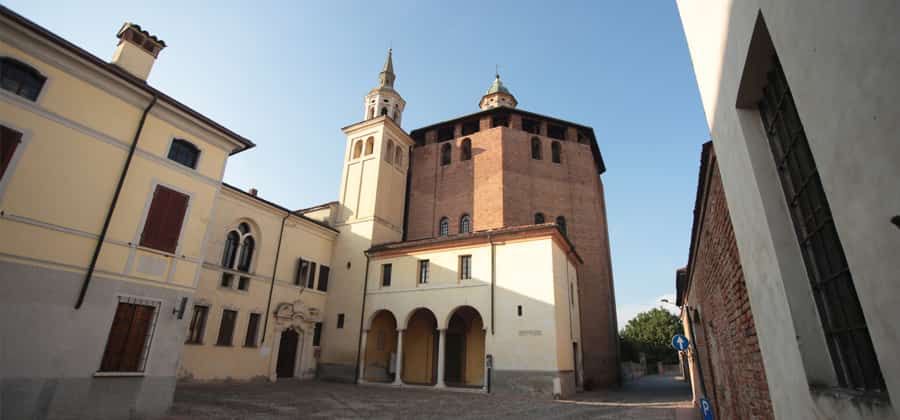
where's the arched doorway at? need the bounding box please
[445,306,485,387]
[402,308,438,385]
[364,310,398,382]
[276,329,301,378]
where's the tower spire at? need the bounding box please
[379,48,395,88]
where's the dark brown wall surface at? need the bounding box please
[687,152,774,419]
[405,119,618,386]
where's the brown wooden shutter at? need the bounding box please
[0,125,23,181]
[140,186,189,253]
[99,302,155,372]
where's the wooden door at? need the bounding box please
[276,329,299,378]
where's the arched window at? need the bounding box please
[394,145,403,168]
[531,137,542,160]
[238,222,250,235]
[441,143,452,166]
[221,231,239,268]
[168,138,200,169]
[459,214,472,234]
[0,57,46,101]
[380,107,388,117]
[368,107,374,119]
[237,236,254,272]
[439,217,450,237]
[556,216,567,236]
[460,138,472,161]
[386,141,394,164]
[534,213,545,224]
[551,141,562,164]
[352,140,363,159]
[365,137,374,155]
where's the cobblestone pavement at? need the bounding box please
[166,375,697,419]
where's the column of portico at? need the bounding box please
[393,329,404,385]
[358,329,368,382]
[435,328,446,388]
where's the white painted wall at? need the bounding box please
[677,1,900,419]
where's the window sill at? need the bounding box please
[184,341,203,346]
[215,344,233,347]
[810,385,890,406]
[94,371,145,378]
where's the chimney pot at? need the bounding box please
[110,22,166,81]
[249,188,258,196]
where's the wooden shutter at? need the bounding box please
[140,185,189,253]
[317,266,330,292]
[99,302,155,372]
[0,125,23,181]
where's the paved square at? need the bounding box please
[166,375,696,419]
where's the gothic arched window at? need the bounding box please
[222,231,239,268]
[534,213,545,224]
[556,216,567,236]
[441,143,452,166]
[459,214,472,234]
[221,223,255,289]
[531,137,542,160]
[237,236,254,272]
[551,141,562,164]
[460,138,472,161]
[365,137,374,155]
[439,217,450,237]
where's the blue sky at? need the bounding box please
[9,1,709,327]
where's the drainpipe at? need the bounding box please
[489,234,496,335]
[684,306,708,400]
[354,254,371,384]
[261,211,291,344]
[75,94,157,309]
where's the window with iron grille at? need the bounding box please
[459,214,472,234]
[758,57,884,392]
[167,139,200,169]
[216,309,237,346]
[459,255,472,280]
[98,297,160,373]
[0,57,46,101]
[185,305,208,344]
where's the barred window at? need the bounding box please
[459,255,472,280]
[0,57,46,101]
[759,57,884,392]
[167,139,200,169]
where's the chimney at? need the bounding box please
[249,188,258,197]
[111,22,166,81]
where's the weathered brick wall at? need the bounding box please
[406,122,618,386]
[687,156,773,419]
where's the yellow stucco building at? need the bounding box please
[2,5,614,417]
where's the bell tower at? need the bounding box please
[364,49,406,126]
[318,50,414,381]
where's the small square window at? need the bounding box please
[237,276,250,291]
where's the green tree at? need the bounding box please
[620,307,682,364]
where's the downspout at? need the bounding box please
[490,234,495,335]
[75,94,157,309]
[354,254,371,383]
[261,211,291,344]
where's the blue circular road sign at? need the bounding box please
[672,334,690,351]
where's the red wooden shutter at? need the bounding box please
[140,186,189,253]
[99,302,155,372]
[0,125,23,181]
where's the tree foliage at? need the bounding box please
[620,307,682,364]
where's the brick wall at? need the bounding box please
[406,120,618,386]
[686,149,773,419]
